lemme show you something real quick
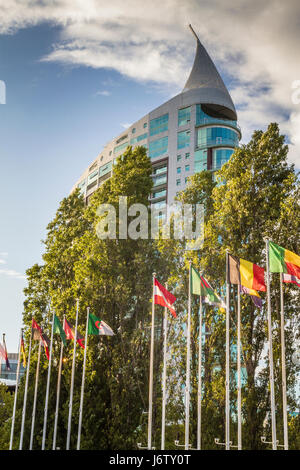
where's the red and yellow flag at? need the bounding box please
[227,254,266,292]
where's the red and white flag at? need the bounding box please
[154,278,177,318]
[283,273,300,288]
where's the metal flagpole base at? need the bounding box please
[174,440,196,450]
[137,443,156,450]
[261,436,284,448]
[215,438,237,449]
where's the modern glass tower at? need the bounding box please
[72,26,241,207]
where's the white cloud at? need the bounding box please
[0,252,25,279]
[120,122,132,129]
[0,268,26,280]
[95,90,111,96]
[0,0,300,167]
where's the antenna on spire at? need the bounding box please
[188,24,199,41]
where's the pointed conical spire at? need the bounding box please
[183,25,237,121]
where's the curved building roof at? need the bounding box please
[182,25,237,121]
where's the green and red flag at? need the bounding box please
[63,318,85,349]
[53,314,67,346]
[31,318,50,360]
[269,241,300,287]
[191,266,226,309]
[227,254,266,292]
[88,313,114,336]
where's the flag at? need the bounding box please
[0,343,11,370]
[63,318,85,349]
[53,314,67,346]
[269,242,300,286]
[88,313,114,336]
[227,254,266,292]
[241,286,263,309]
[154,278,177,318]
[21,331,26,368]
[2,335,11,370]
[282,273,300,288]
[31,318,50,360]
[191,266,226,308]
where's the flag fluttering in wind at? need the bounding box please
[63,318,85,349]
[241,286,262,309]
[269,242,300,287]
[53,314,67,346]
[154,278,177,318]
[191,266,226,309]
[21,330,26,368]
[88,313,114,336]
[2,335,11,370]
[0,342,10,370]
[227,254,266,291]
[31,318,50,360]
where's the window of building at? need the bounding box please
[148,136,168,159]
[177,155,181,162]
[194,149,208,173]
[212,148,234,170]
[185,164,190,172]
[153,174,167,187]
[150,114,169,136]
[152,189,167,199]
[185,152,190,159]
[177,167,181,174]
[178,106,191,127]
[153,164,167,175]
[196,126,239,149]
[99,161,113,177]
[130,132,148,145]
[176,179,181,186]
[114,141,129,155]
[116,134,128,144]
[132,128,136,134]
[143,122,147,128]
[88,170,98,181]
[177,130,190,149]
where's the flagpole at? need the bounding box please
[265,238,277,450]
[19,323,33,450]
[9,328,22,450]
[161,285,168,451]
[29,340,41,450]
[197,292,203,450]
[53,332,64,450]
[280,272,288,450]
[77,307,89,450]
[237,285,242,450]
[42,309,55,450]
[225,251,230,450]
[185,261,191,450]
[148,273,156,450]
[66,299,79,450]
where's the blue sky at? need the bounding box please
[0,0,299,352]
[0,24,173,351]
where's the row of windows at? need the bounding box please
[149,136,168,159]
[150,113,169,136]
[176,177,189,186]
[177,152,190,162]
[195,104,238,129]
[130,132,148,145]
[196,126,239,149]
[177,164,190,174]
[194,148,234,172]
